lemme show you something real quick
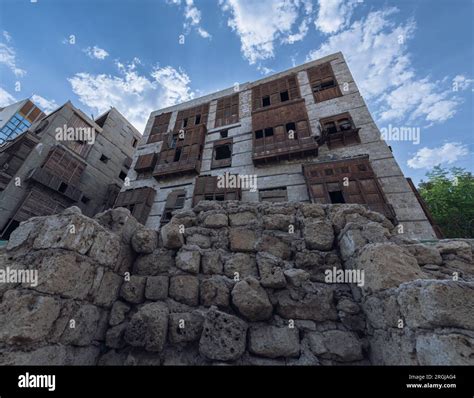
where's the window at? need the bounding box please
[280,90,289,102]
[119,171,127,180]
[255,130,264,139]
[220,130,228,138]
[58,182,68,193]
[193,175,241,205]
[285,122,296,139]
[259,187,288,202]
[324,121,338,134]
[329,190,345,204]
[339,119,353,131]
[132,138,138,148]
[147,112,172,144]
[114,187,156,225]
[215,145,231,160]
[182,118,188,128]
[174,148,182,162]
[161,189,186,225]
[264,127,274,137]
[252,75,299,111]
[100,154,109,163]
[307,63,342,103]
[174,103,210,131]
[195,114,201,125]
[81,195,90,204]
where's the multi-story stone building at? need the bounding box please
[118,52,437,239]
[0,100,140,238]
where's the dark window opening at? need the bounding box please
[100,154,109,163]
[174,148,182,162]
[321,79,336,89]
[220,130,228,138]
[285,122,297,139]
[262,96,271,107]
[255,130,264,139]
[280,90,289,102]
[264,127,274,137]
[119,170,127,180]
[128,204,135,214]
[215,145,232,160]
[195,114,201,125]
[329,190,345,204]
[58,182,68,193]
[182,118,188,128]
[132,138,138,148]
[175,194,186,208]
[215,194,225,201]
[324,122,338,134]
[204,194,214,200]
[0,219,20,240]
[81,195,90,204]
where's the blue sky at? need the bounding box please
[0,0,472,185]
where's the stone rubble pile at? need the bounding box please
[0,201,472,365]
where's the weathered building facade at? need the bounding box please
[0,101,140,238]
[120,52,436,239]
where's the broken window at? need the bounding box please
[302,157,396,221]
[259,187,288,202]
[320,113,360,149]
[161,189,186,225]
[307,63,342,103]
[211,138,233,169]
[329,190,345,204]
[280,90,290,102]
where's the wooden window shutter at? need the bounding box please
[134,153,157,173]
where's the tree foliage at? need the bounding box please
[418,166,474,238]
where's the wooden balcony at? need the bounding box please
[324,128,360,149]
[26,167,83,202]
[252,136,318,165]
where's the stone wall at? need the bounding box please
[0,202,472,365]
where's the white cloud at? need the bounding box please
[453,74,474,91]
[68,60,194,133]
[31,94,59,114]
[168,0,212,39]
[220,0,313,64]
[257,65,274,75]
[307,8,461,125]
[0,87,16,107]
[407,142,469,169]
[2,31,11,43]
[83,46,109,60]
[315,0,360,34]
[0,34,26,77]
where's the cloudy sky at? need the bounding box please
[0,0,472,184]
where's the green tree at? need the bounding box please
[418,166,474,238]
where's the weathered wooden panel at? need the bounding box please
[114,186,156,224]
[252,74,301,111]
[147,112,172,144]
[134,153,157,173]
[215,94,239,128]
